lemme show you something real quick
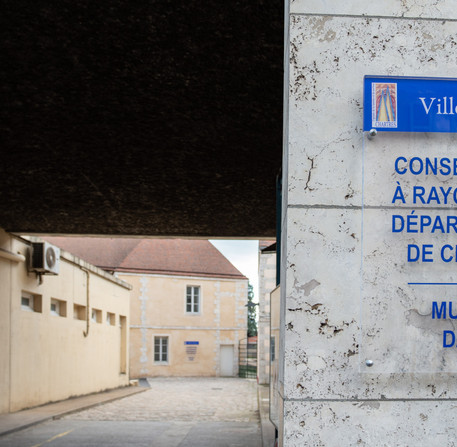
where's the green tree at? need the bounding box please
[247,283,258,337]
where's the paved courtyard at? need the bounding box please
[0,378,261,447]
[64,377,260,422]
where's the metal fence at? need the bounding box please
[239,338,257,378]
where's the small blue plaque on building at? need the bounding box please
[364,76,457,133]
[184,341,199,361]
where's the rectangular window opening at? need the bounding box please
[186,286,200,314]
[106,312,115,326]
[154,336,169,363]
[21,291,42,313]
[120,315,127,373]
[91,308,102,323]
[270,336,276,362]
[73,304,87,321]
[50,298,67,317]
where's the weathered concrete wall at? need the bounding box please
[125,273,247,378]
[281,3,457,445]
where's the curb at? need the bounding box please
[0,386,147,437]
[257,384,276,447]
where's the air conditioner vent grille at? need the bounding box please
[29,242,60,275]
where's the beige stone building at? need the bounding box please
[0,229,131,414]
[46,237,249,378]
[257,241,276,385]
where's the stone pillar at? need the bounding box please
[258,243,277,384]
[281,2,457,445]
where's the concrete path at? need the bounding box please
[0,378,274,447]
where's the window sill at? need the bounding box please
[21,306,34,312]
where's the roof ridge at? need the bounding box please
[116,238,143,268]
[206,241,245,278]
[114,266,247,279]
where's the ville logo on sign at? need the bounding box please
[372,83,397,128]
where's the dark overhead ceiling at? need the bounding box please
[0,2,283,238]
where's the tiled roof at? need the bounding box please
[45,237,247,280]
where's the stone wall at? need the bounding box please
[281,2,457,445]
[126,273,248,378]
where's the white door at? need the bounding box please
[220,345,234,376]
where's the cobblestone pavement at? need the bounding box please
[64,377,260,423]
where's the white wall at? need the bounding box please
[281,2,457,445]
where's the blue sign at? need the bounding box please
[364,75,457,133]
[184,341,199,345]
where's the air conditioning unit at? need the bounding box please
[29,242,60,275]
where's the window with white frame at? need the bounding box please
[21,292,34,311]
[186,286,200,314]
[50,298,67,317]
[154,336,168,363]
[91,308,102,323]
[106,312,115,326]
[50,299,59,315]
[21,291,42,313]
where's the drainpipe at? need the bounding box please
[276,170,282,286]
[81,268,90,337]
